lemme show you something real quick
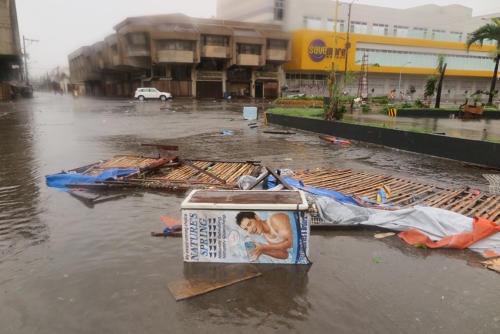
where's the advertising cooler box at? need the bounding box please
[181,190,310,264]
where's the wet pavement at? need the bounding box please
[0,93,499,334]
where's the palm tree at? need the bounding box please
[434,54,447,108]
[466,18,500,105]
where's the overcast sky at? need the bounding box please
[16,0,500,77]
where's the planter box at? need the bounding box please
[266,113,500,168]
[463,105,484,115]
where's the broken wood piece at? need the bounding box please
[151,231,182,237]
[266,167,293,190]
[481,258,500,273]
[263,130,295,135]
[181,160,226,184]
[374,232,396,239]
[168,264,262,301]
[141,143,179,151]
[247,170,270,190]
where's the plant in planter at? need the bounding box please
[463,90,485,116]
[414,97,424,108]
[325,65,356,121]
[424,75,437,106]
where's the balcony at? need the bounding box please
[127,46,150,57]
[266,49,287,62]
[202,45,229,58]
[157,50,194,63]
[237,54,260,66]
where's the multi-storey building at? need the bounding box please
[217,0,500,98]
[68,14,291,98]
[0,0,21,83]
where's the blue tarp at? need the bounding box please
[46,169,138,191]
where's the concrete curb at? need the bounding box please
[394,108,500,119]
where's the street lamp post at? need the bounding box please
[398,61,412,100]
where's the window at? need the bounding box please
[157,40,194,51]
[304,16,321,30]
[372,23,388,36]
[237,43,261,55]
[326,19,344,32]
[449,32,462,42]
[274,0,284,21]
[393,26,409,37]
[128,33,147,46]
[484,38,497,45]
[351,21,367,34]
[411,27,427,39]
[355,48,493,72]
[267,39,287,49]
[201,35,229,46]
[431,29,446,41]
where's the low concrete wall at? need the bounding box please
[266,113,500,168]
[395,108,500,119]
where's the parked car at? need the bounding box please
[134,87,172,101]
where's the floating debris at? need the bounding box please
[168,264,261,301]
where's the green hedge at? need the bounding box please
[266,108,325,119]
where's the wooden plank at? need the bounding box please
[141,143,179,151]
[168,264,262,301]
[181,160,225,184]
[467,196,497,217]
[427,190,463,207]
[442,193,474,210]
[266,167,293,190]
[455,195,484,215]
[247,170,270,190]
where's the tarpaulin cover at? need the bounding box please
[315,197,500,258]
[46,169,138,191]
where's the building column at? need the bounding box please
[250,70,255,98]
[277,65,282,98]
[191,65,197,98]
[222,69,227,97]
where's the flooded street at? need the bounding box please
[0,93,499,333]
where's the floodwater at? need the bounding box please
[344,111,500,140]
[0,93,498,334]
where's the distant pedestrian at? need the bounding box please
[482,128,488,141]
[388,90,394,101]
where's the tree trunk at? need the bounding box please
[488,55,500,105]
[435,64,447,108]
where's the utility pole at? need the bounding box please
[343,0,355,88]
[22,35,39,85]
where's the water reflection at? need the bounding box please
[0,101,46,259]
[180,262,311,329]
[344,112,500,140]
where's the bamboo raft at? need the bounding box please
[67,155,262,191]
[63,156,499,222]
[286,168,500,223]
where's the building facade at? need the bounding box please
[217,0,500,98]
[68,14,291,98]
[0,0,22,83]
